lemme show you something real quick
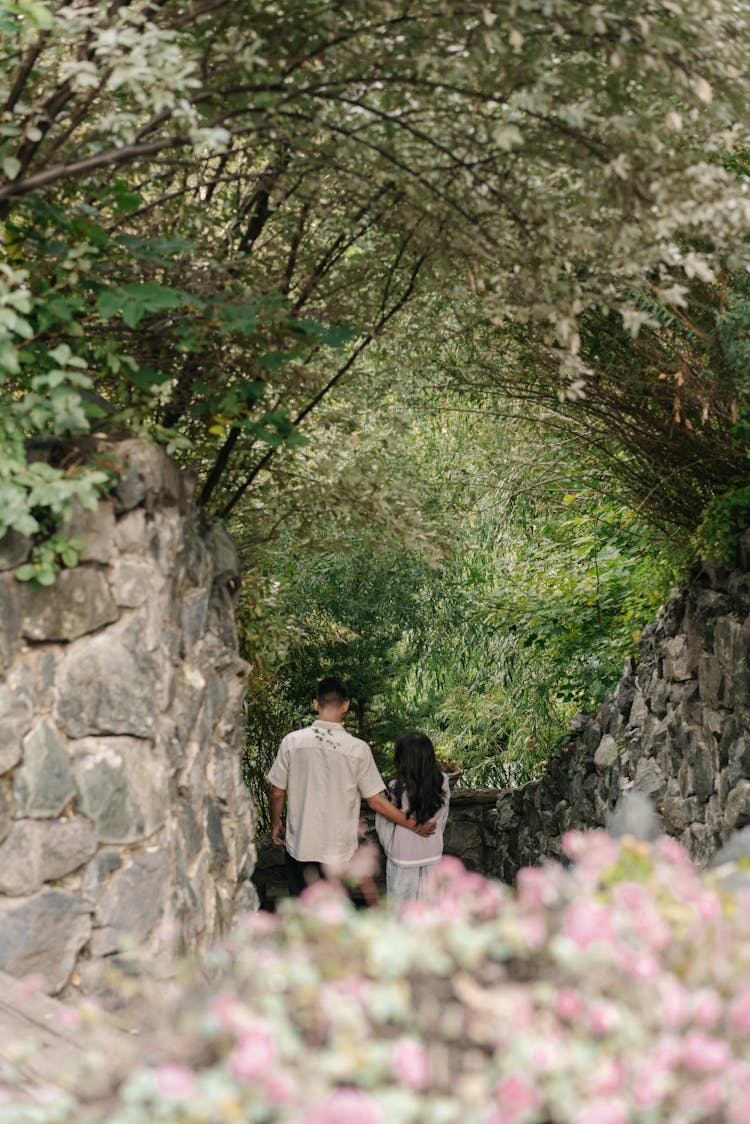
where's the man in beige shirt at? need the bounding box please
[267,676,435,896]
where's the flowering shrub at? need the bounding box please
[3,832,750,1122]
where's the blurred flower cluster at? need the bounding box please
[3,831,750,1123]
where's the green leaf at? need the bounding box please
[96,283,191,328]
[2,156,21,181]
[117,233,194,262]
[128,365,172,392]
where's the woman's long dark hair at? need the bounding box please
[392,732,445,824]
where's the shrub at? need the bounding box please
[3,833,750,1122]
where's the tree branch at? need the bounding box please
[217,247,429,519]
[0,135,190,210]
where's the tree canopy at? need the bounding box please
[3,0,750,545]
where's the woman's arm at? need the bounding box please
[367,791,436,837]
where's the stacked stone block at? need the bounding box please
[0,440,256,995]
[486,536,750,882]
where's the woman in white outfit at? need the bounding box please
[376,732,450,903]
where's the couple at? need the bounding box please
[267,677,450,903]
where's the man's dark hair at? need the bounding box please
[316,676,349,706]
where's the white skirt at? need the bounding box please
[386,859,434,904]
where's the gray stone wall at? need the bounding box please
[485,540,750,882]
[0,440,257,995]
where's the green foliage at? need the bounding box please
[2,0,750,549]
[241,669,304,835]
[396,500,678,789]
[254,533,438,744]
[15,534,86,587]
[240,358,682,799]
[696,480,750,563]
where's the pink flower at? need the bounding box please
[515,867,547,909]
[682,1032,732,1072]
[434,854,466,878]
[588,1058,624,1096]
[650,1035,681,1075]
[229,1024,276,1081]
[299,880,350,923]
[528,1039,561,1072]
[693,890,721,923]
[561,830,618,870]
[490,1073,539,1124]
[727,1065,750,1123]
[620,950,659,980]
[691,1078,725,1114]
[632,1070,664,1110]
[400,900,430,920]
[154,1064,196,1099]
[519,914,547,950]
[657,976,689,1028]
[555,988,584,1021]
[391,1038,429,1090]
[613,881,669,949]
[691,988,722,1027]
[515,864,564,910]
[728,1059,750,1095]
[210,992,247,1033]
[563,900,615,949]
[653,836,692,866]
[306,1088,383,1124]
[323,842,380,881]
[728,988,750,1033]
[573,1098,628,1124]
[587,1001,620,1036]
[729,1096,750,1124]
[264,1071,297,1105]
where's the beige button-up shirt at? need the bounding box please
[267,720,384,864]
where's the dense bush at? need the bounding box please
[4,832,750,1122]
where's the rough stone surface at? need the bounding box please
[14,719,76,817]
[0,788,10,844]
[0,529,31,570]
[0,817,97,894]
[71,737,168,843]
[725,780,750,831]
[477,554,750,882]
[109,558,159,608]
[82,849,123,904]
[594,735,618,772]
[55,624,159,738]
[61,499,116,564]
[0,684,34,774]
[0,889,91,994]
[0,439,256,995]
[91,850,169,956]
[20,567,118,642]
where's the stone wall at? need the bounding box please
[485,542,750,882]
[0,440,256,995]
